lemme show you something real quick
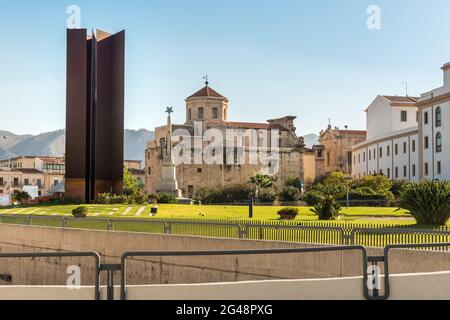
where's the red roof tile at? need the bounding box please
[383,96,418,103]
[187,86,227,100]
[226,122,289,131]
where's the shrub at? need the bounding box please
[195,183,253,204]
[72,206,88,218]
[257,188,277,203]
[157,192,177,204]
[285,176,303,189]
[352,175,392,195]
[390,180,408,197]
[279,186,302,202]
[95,193,130,204]
[277,207,299,220]
[148,194,158,204]
[130,190,148,205]
[310,195,341,220]
[398,180,450,226]
[12,191,31,205]
[302,190,323,206]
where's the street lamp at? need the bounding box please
[344,175,352,209]
[2,136,11,205]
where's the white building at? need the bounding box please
[352,95,420,181]
[417,62,450,180]
[353,62,450,181]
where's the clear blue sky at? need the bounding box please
[1,0,450,136]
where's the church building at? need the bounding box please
[144,81,315,198]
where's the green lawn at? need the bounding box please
[0,203,411,223]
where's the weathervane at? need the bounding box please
[203,75,209,86]
[165,107,174,116]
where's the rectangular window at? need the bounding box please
[395,144,398,155]
[369,150,371,161]
[379,147,382,158]
[412,140,416,152]
[403,142,407,154]
[437,161,442,175]
[395,167,398,179]
[358,154,360,163]
[363,152,365,162]
[424,136,429,149]
[401,110,407,122]
[412,164,416,177]
[13,178,19,186]
[198,107,204,119]
[387,168,391,179]
[54,180,59,187]
[425,163,429,176]
[424,112,428,125]
[403,166,407,178]
[37,179,42,187]
[197,168,202,173]
[0,177,3,185]
[387,145,390,157]
[148,167,151,175]
[212,107,218,119]
[24,178,29,186]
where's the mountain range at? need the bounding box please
[0,129,155,164]
[0,129,319,164]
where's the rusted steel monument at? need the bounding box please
[65,29,125,203]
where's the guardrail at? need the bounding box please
[1,214,450,249]
[2,243,450,300]
[0,251,101,300]
[120,246,370,300]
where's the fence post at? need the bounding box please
[164,222,172,234]
[27,216,32,226]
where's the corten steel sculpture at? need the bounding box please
[65,29,125,203]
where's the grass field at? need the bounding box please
[0,203,413,224]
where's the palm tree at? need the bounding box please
[249,174,275,198]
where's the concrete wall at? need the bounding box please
[4,271,450,300]
[1,224,450,292]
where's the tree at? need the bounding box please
[249,174,275,198]
[123,168,139,196]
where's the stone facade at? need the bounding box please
[145,84,311,198]
[315,126,367,177]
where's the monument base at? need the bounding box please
[157,162,183,198]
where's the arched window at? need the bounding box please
[436,132,442,153]
[436,107,442,127]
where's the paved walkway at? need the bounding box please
[135,206,146,217]
[121,207,133,216]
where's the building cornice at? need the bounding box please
[417,92,450,108]
[352,127,419,151]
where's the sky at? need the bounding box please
[1,0,450,136]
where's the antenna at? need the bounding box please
[401,81,408,96]
[203,75,209,86]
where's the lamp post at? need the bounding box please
[2,136,11,205]
[344,125,349,175]
[344,175,352,209]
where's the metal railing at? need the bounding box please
[2,243,450,300]
[1,213,450,249]
[120,246,369,300]
[0,251,101,300]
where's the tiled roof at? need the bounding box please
[383,96,418,103]
[12,168,44,174]
[226,122,289,131]
[187,86,227,100]
[128,168,145,175]
[337,130,367,135]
